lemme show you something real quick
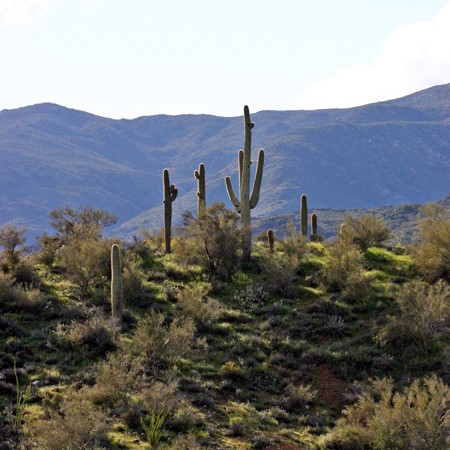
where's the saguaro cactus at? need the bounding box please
[267,229,274,254]
[311,213,318,236]
[300,194,308,237]
[111,243,123,329]
[163,168,178,253]
[225,105,264,261]
[194,163,206,218]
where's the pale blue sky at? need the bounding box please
[1,0,449,118]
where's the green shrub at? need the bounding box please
[58,237,111,297]
[340,214,391,251]
[322,376,450,450]
[89,350,144,408]
[173,203,241,277]
[176,285,222,330]
[129,313,200,373]
[378,280,450,355]
[321,242,367,293]
[258,253,300,298]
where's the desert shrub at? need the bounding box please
[25,392,110,450]
[0,224,27,270]
[58,237,111,297]
[173,203,241,277]
[55,309,118,356]
[166,432,200,449]
[321,242,368,294]
[413,203,450,282]
[277,220,309,257]
[36,233,61,268]
[0,273,46,313]
[89,351,144,407]
[12,261,40,287]
[139,379,179,414]
[176,285,222,330]
[233,284,269,311]
[378,280,450,355]
[258,253,300,298]
[322,376,450,450]
[128,313,200,373]
[283,383,318,413]
[340,213,391,251]
[167,399,203,432]
[121,260,148,307]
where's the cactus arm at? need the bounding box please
[170,184,178,201]
[238,149,244,191]
[249,149,264,209]
[225,176,241,213]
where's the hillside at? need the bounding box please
[1,203,449,449]
[0,83,449,238]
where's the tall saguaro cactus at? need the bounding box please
[163,168,178,253]
[225,105,264,261]
[300,194,308,237]
[111,243,123,329]
[194,163,206,218]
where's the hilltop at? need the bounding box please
[0,83,449,239]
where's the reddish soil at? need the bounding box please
[316,364,348,409]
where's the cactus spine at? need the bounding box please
[267,229,274,254]
[163,168,178,253]
[194,163,206,218]
[301,194,308,236]
[225,105,264,261]
[111,243,123,329]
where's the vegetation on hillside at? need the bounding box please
[1,199,449,449]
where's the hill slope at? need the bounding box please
[0,84,449,238]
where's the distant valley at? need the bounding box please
[0,83,449,241]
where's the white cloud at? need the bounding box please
[0,0,53,28]
[299,1,450,110]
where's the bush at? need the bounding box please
[89,350,144,408]
[321,242,367,294]
[258,253,300,298]
[277,220,309,258]
[0,224,27,270]
[414,203,450,282]
[58,237,111,297]
[283,383,318,413]
[173,203,241,277]
[55,309,118,356]
[25,392,110,450]
[322,376,450,450]
[176,285,222,330]
[340,213,391,251]
[128,313,200,373]
[378,280,450,355]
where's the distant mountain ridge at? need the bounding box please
[0,83,449,239]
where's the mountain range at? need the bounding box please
[0,83,449,240]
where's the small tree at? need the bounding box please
[49,205,117,244]
[340,213,391,251]
[0,225,27,269]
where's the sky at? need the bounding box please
[1,0,450,119]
